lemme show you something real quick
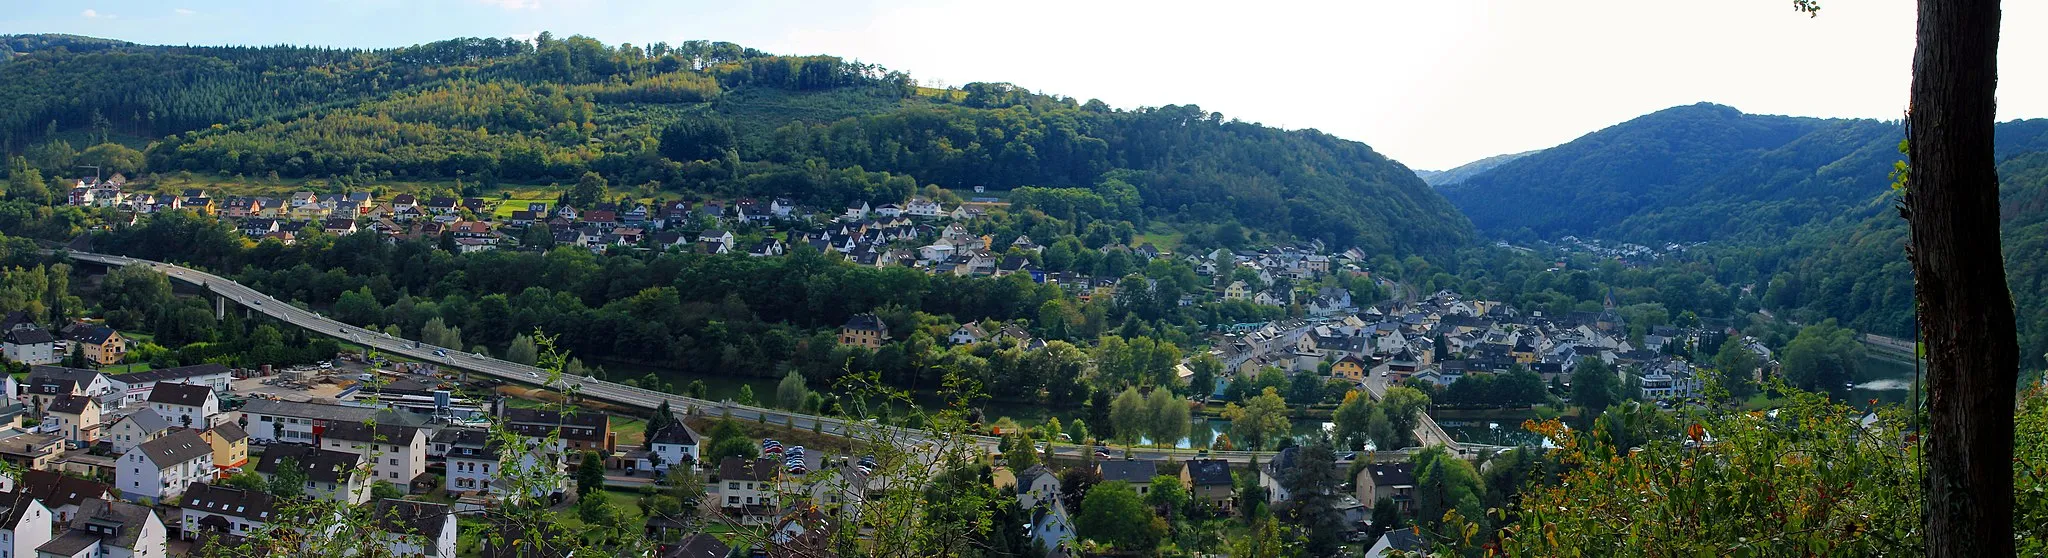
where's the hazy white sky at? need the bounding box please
[8,0,2045,169]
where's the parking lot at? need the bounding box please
[231,360,373,402]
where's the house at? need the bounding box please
[696,230,735,253]
[440,427,568,500]
[36,498,165,558]
[1258,446,1300,505]
[1096,460,1158,496]
[323,218,359,235]
[175,483,275,542]
[1332,355,1368,382]
[1355,463,1416,514]
[639,423,699,474]
[501,407,614,453]
[904,198,942,218]
[747,239,784,258]
[143,383,218,429]
[0,490,53,558]
[55,326,125,366]
[46,395,102,445]
[255,444,370,505]
[1014,464,1060,511]
[1223,281,1252,301]
[17,471,110,525]
[0,432,62,472]
[842,202,869,221]
[1028,497,1078,558]
[108,363,233,407]
[390,194,418,211]
[28,366,114,400]
[319,422,428,487]
[116,429,213,503]
[424,197,458,214]
[103,409,172,455]
[948,323,988,345]
[837,314,889,349]
[367,499,457,558]
[199,423,249,479]
[3,328,57,365]
[713,457,780,526]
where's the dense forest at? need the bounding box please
[2,33,1468,256]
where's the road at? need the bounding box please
[63,250,1308,465]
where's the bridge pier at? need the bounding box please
[214,294,226,320]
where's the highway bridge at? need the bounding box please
[63,250,1353,464]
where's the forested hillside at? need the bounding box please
[1440,102,2048,243]
[1,33,1469,255]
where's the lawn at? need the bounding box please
[611,416,648,446]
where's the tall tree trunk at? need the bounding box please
[1907,0,2016,556]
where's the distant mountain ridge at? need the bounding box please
[1439,102,2048,243]
[1417,150,1539,187]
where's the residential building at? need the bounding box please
[116,429,213,503]
[1332,355,1368,382]
[255,444,370,505]
[0,490,53,558]
[1258,446,1300,506]
[143,383,218,429]
[46,395,101,445]
[1014,465,1060,511]
[1364,529,1427,558]
[440,428,565,500]
[1354,463,1416,514]
[947,323,987,345]
[0,433,62,472]
[175,483,275,541]
[500,407,613,453]
[17,471,110,525]
[837,314,888,349]
[103,409,171,455]
[1028,497,1078,558]
[3,328,57,365]
[35,498,165,558]
[713,457,780,526]
[106,364,233,407]
[27,366,115,401]
[1096,460,1158,496]
[319,422,428,487]
[56,325,125,366]
[367,499,457,558]
[639,423,698,474]
[199,423,249,479]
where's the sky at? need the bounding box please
[7,0,2046,170]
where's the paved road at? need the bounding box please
[63,250,1307,465]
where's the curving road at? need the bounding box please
[63,250,1307,464]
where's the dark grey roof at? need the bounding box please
[19,470,110,509]
[47,394,94,415]
[29,365,102,385]
[1381,529,1426,552]
[432,427,490,446]
[39,531,100,556]
[1097,460,1158,484]
[240,399,383,423]
[208,421,248,443]
[116,363,231,384]
[26,378,75,396]
[324,421,423,445]
[1363,463,1417,487]
[0,490,38,528]
[120,408,173,435]
[137,429,212,468]
[666,533,731,558]
[146,382,215,407]
[57,498,156,552]
[842,313,885,332]
[256,444,363,483]
[717,457,779,483]
[58,325,117,345]
[5,328,54,345]
[646,423,697,446]
[372,498,453,540]
[180,483,277,522]
[1183,459,1233,487]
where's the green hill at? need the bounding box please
[1440,102,2048,243]
[0,34,1469,256]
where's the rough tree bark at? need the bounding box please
[1906,0,2016,556]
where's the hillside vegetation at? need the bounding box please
[1,33,1469,255]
